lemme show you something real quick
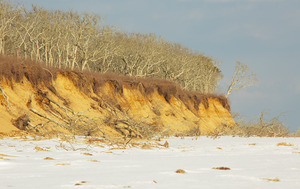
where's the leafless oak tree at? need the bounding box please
[226,61,258,98]
[1,0,224,94]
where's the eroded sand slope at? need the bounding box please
[0,57,235,137]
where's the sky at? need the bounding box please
[20,0,300,131]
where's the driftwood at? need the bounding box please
[29,94,109,138]
[30,108,67,128]
[1,80,157,140]
[101,98,157,139]
[0,83,13,110]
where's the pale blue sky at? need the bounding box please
[21,0,300,131]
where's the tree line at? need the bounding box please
[0,0,222,93]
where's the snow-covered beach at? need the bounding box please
[1,136,300,189]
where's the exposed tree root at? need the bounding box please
[0,83,13,111]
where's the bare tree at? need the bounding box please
[226,61,258,98]
[1,0,224,93]
[91,26,119,73]
[0,0,21,55]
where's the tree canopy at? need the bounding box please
[0,0,222,93]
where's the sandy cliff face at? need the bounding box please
[0,57,235,138]
[0,73,235,138]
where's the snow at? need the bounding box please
[1,136,300,189]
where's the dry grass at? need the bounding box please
[141,143,152,149]
[175,169,186,174]
[0,55,230,112]
[155,141,169,148]
[81,153,93,156]
[212,112,295,137]
[74,181,88,186]
[212,167,231,170]
[290,129,300,137]
[0,153,16,157]
[35,146,49,151]
[277,142,294,146]
[263,177,280,182]
[0,56,58,91]
[88,159,100,162]
[56,162,71,166]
